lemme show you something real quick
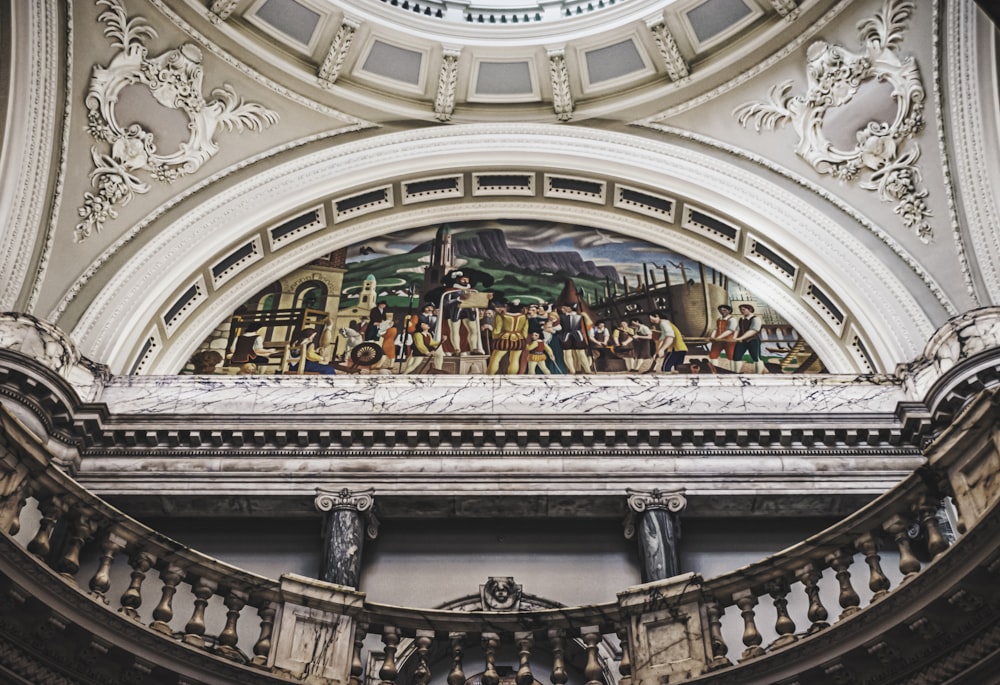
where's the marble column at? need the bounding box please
[624,489,687,583]
[314,488,379,588]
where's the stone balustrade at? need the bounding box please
[1,385,999,683]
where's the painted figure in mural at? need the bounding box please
[589,320,611,370]
[436,270,488,356]
[708,304,737,371]
[366,302,389,341]
[732,304,766,373]
[288,328,336,374]
[417,304,439,332]
[559,304,593,374]
[630,318,654,372]
[236,324,268,365]
[649,311,687,373]
[379,313,398,365]
[613,320,638,372]
[488,299,529,374]
[527,304,547,337]
[542,311,565,374]
[402,321,445,374]
[525,331,556,375]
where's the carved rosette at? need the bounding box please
[647,22,689,82]
[318,18,358,86]
[548,49,574,122]
[76,0,279,242]
[315,487,379,539]
[734,0,931,241]
[434,49,462,123]
[623,488,687,539]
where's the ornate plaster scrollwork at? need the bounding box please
[75,0,279,242]
[734,0,931,242]
[548,49,574,122]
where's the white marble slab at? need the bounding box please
[98,373,910,417]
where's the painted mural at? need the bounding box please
[188,221,827,375]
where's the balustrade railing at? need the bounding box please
[2,385,999,684]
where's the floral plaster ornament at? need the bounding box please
[734,0,931,242]
[75,0,278,242]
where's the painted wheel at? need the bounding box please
[350,342,384,366]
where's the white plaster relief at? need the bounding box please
[75,0,279,242]
[0,2,60,310]
[734,0,932,242]
[318,18,358,86]
[208,0,241,22]
[548,49,574,122]
[647,22,689,82]
[434,49,461,122]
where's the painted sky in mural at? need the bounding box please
[190,220,825,375]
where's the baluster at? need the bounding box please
[825,549,861,619]
[548,629,568,685]
[854,533,890,601]
[183,576,218,648]
[615,625,632,685]
[56,509,98,578]
[88,531,126,604]
[150,565,184,635]
[704,595,731,669]
[765,578,797,648]
[2,494,27,536]
[514,632,534,685]
[581,627,603,685]
[0,462,31,534]
[348,622,368,685]
[884,515,921,579]
[481,632,500,685]
[915,496,949,558]
[215,588,248,662]
[379,626,399,685]
[447,632,466,685]
[795,563,829,633]
[733,589,764,661]
[119,551,156,620]
[27,494,65,560]
[413,630,434,685]
[251,598,276,667]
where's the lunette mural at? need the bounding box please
[188,221,826,375]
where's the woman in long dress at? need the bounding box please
[542,311,566,374]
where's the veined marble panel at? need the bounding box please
[99,373,908,417]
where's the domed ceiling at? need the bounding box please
[2,0,998,376]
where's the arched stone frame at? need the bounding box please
[68,124,939,374]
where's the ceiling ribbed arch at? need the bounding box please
[69,125,936,374]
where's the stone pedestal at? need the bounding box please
[617,573,709,685]
[269,574,365,685]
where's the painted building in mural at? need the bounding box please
[192,221,824,375]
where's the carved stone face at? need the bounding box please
[482,577,520,611]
